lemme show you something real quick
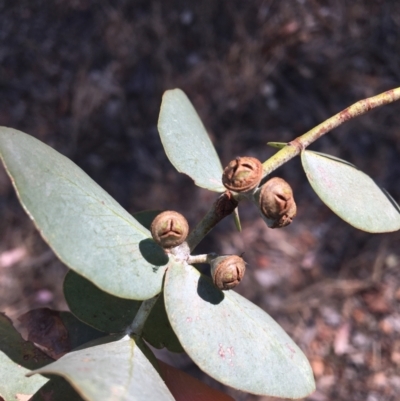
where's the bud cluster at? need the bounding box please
[222,156,297,229]
[149,157,297,292]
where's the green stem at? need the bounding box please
[187,254,208,264]
[126,294,159,336]
[187,191,238,252]
[262,87,400,176]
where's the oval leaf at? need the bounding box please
[64,270,183,352]
[29,335,175,401]
[164,260,315,398]
[301,150,400,232]
[0,127,169,299]
[158,89,225,192]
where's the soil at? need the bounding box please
[1,1,400,400]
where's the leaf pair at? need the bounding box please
[64,257,315,398]
[1,309,232,401]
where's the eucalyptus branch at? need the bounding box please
[126,294,159,336]
[187,254,208,264]
[187,191,238,251]
[262,87,400,176]
[187,252,218,265]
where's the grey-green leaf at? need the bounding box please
[0,313,51,400]
[0,352,48,401]
[301,150,400,232]
[158,89,225,192]
[59,311,106,350]
[0,127,169,300]
[164,260,315,398]
[29,335,175,401]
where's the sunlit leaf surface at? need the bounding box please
[0,128,169,300]
[164,259,315,398]
[29,335,175,401]
[158,89,225,192]
[301,150,400,232]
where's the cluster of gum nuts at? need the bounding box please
[150,157,296,291]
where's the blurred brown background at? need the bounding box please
[1,1,400,400]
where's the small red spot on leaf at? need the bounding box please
[218,344,225,359]
[286,343,296,359]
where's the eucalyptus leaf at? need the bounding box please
[29,335,175,401]
[164,260,315,398]
[64,270,183,352]
[158,89,225,192]
[0,313,52,400]
[64,270,142,333]
[60,312,106,350]
[301,150,400,232]
[232,207,241,232]
[0,127,169,300]
[0,352,48,401]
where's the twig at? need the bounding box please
[126,294,159,336]
[187,191,238,251]
[262,87,400,175]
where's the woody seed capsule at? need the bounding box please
[210,255,246,290]
[222,156,263,193]
[150,211,189,249]
[259,177,297,228]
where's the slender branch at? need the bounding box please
[187,191,238,251]
[262,87,400,176]
[126,294,159,336]
[187,254,209,264]
[187,252,218,265]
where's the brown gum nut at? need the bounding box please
[259,177,297,228]
[210,255,246,290]
[222,156,263,193]
[150,211,189,248]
